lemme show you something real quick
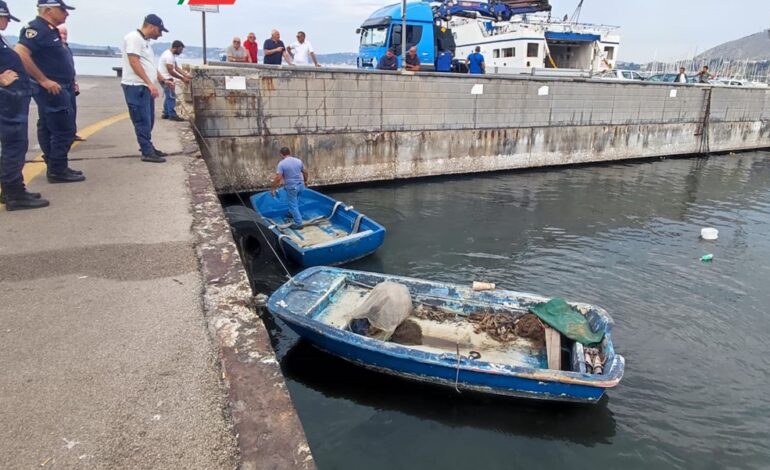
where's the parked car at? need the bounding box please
[712,78,746,87]
[645,73,699,84]
[594,69,645,81]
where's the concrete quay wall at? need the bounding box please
[189,64,770,193]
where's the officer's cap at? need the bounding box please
[37,0,75,10]
[144,14,169,33]
[0,0,20,21]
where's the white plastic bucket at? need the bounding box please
[701,228,719,240]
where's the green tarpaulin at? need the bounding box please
[529,298,605,345]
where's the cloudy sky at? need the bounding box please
[7,0,769,62]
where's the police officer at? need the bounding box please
[0,1,49,210]
[16,0,84,183]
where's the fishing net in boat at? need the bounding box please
[349,282,413,341]
[468,312,545,345]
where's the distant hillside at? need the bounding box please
[696,30,770,61]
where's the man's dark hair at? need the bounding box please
[172,40,185,49]
[475,46,481,52]
[703,65,709,70]
[280,147,291,156]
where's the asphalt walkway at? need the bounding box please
[0,76,237,468]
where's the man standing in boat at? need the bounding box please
[271,147,308,229]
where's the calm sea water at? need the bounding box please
[246,152,770,470]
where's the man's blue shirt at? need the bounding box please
[277,156,305,187]
[468,52,485,74]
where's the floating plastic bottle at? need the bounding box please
[700,254,714,262]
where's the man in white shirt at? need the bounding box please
[121,14,168,163]
[675,66,688,84]
[158,40,190,122]
[288,31,320,67]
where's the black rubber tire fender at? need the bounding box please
[223,205,280,274]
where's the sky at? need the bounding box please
[5,0,769,62]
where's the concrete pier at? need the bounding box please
[189,64,770,193]
[0,77,311,468]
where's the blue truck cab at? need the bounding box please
[357,1,441,71]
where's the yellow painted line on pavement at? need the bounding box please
[21,111,131,182]
[2,112,130,209]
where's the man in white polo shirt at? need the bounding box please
[288,31,320,67]
[158,40,190,122]
[121,14,168,163]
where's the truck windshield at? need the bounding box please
[361,26,388,47]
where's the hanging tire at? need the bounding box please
[224,205,282,288]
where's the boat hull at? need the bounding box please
[268,267,625,404]
[250,188,386,267]
[280,316,610,403]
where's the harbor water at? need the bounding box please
[249,152,770,469]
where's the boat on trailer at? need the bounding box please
[268,267,625,403]
[242,188,386,268]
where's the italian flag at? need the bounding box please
[178,0,236,5]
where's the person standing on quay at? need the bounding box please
[697,65,714,84]
[263,29,292,65]
[56,23,84,141]
[226,36,250,63]
[158,40,190,122]
[288,31,319,67]
[243,32,258,64]
[675,66,688,84]
[121,14,170,163]
[404,46,420,72]
[376,48,397,71]
[0,0,49,210]
[467,46,485,74]
[271,147,308,229]
[16,0,84,183]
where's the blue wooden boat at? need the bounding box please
[245,188,386,267]
[268,267,625,404]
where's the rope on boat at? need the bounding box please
[328,201,343,220]
[352,214,364,234]
[454,342,463,394]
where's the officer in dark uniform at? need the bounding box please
[0,1,49,210]
[15,0,84,183]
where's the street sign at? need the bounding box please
[190,5,219,13]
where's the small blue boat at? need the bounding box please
[239,188,386,267]
[268,267,625,404]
